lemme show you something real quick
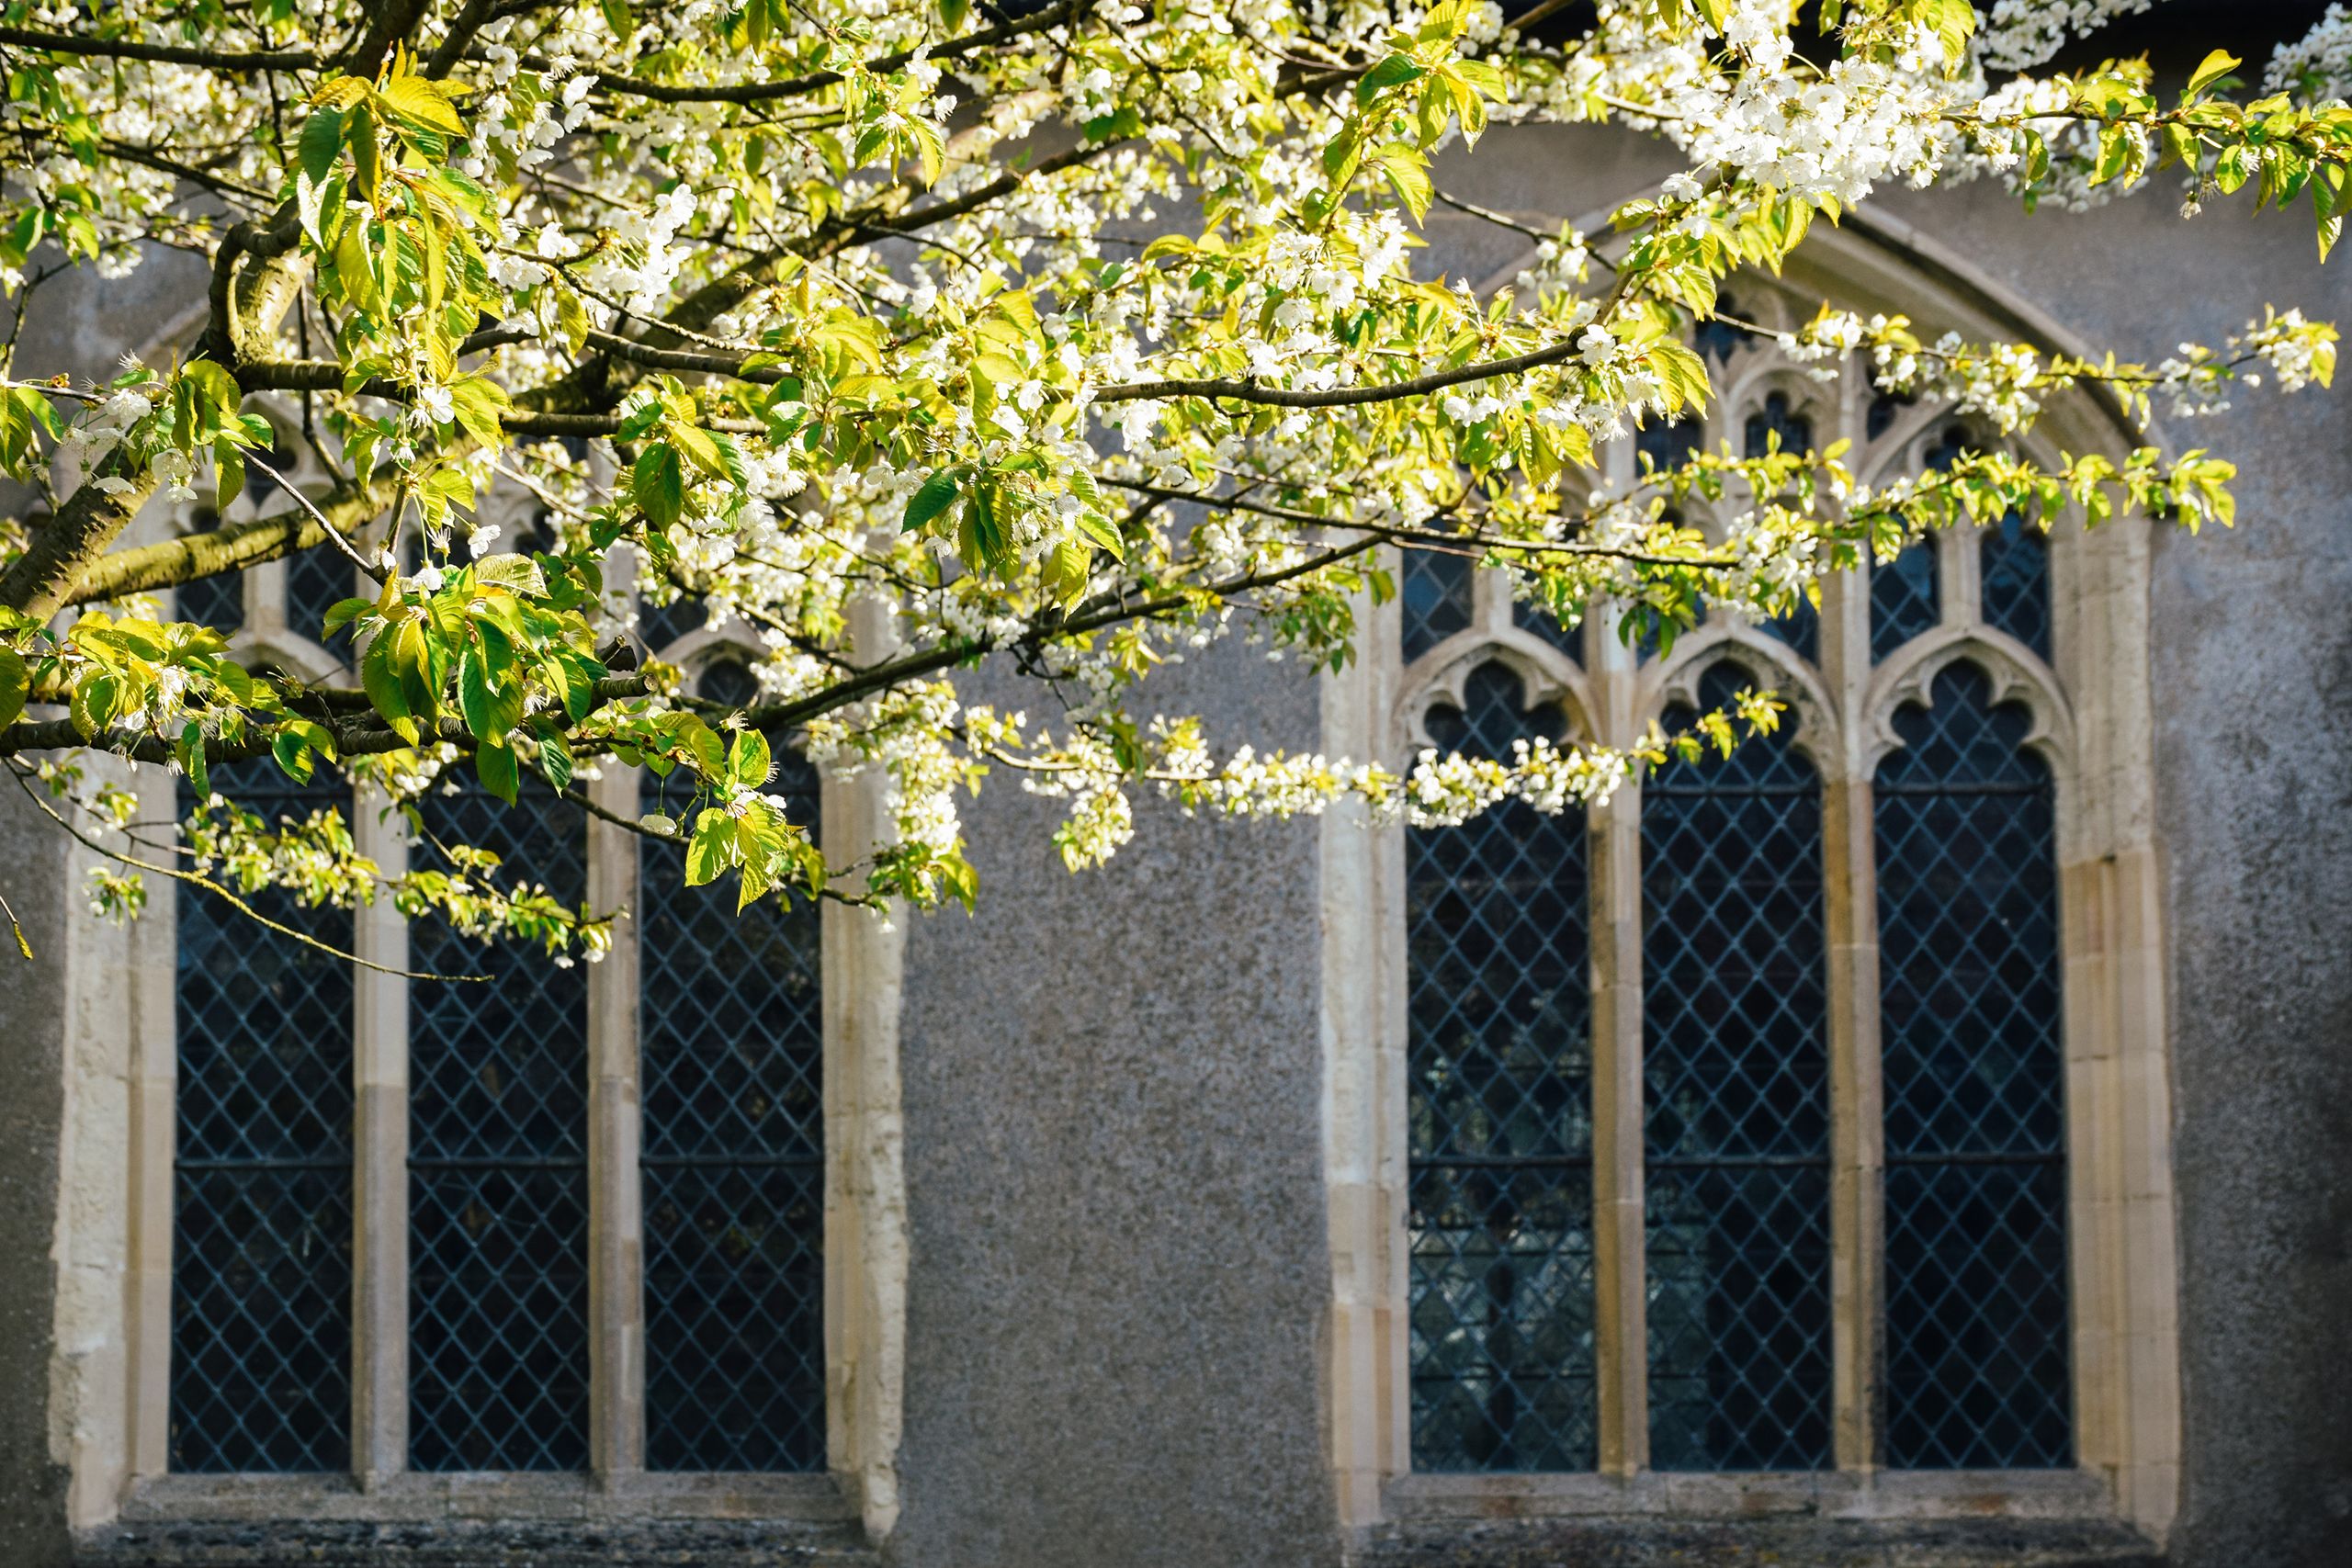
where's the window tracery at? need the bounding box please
[1333,240,2176,1533]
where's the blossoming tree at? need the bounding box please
[0,0,2342,964]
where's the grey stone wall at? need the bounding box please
[890,637,1338,1568]
[1,786,78,1568]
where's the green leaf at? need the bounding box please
[535,727,575,793]
[903,468,961,532]
[298,106,345,187]
[633,444,685,530]
[685,807,733,886]
[473,552,548,598]
[1355,52,1425,106]
[178,720,209,803]
[0,645,28,734]
[475,737,519,803]
[2186,49,2241,102]
[212,438,245,516]
[361,637,419,744]
[728,728,772,788]
[1370,143,1432,223]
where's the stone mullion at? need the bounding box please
[1586,434,1649,1477]
[822,589,911,1540]
[1587,776,1648,1476]
[1822,761,1884,1473]
[351,783,410,1483]
[1818,375,1886,1472]
[587,762,647,1481]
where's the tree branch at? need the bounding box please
[0,26,322,72]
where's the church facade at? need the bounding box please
[0,123,2346,1568]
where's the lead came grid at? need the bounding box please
[407,779,591,1472]
[1642,662,1832,1472]
[1876,663,2071,1469]
[1406,662,1599,1472]
[171,766,355,1472]
[639,662,827,1472]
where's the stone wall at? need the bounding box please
[890,639,1340,1568]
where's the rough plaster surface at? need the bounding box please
[889,637,1339,1568]
[1,789,75,1566]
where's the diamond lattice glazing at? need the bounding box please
[1871,544,1939,661]
[408,779,591,1472]
[639,705,826,1472]
[1402,548,1475,662]
[172,771,354,1472]
[1408,661,1598,1471]
[1979,513,2052,660]
[1876,661,2070,1468]
[1642,662,1831,1471]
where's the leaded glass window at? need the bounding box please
[407,778,592,1472]
[1876,662,2070,1469]
[172,764,354,1472]
[1407,662,1598,1472]
[1402,548,1475,662]
[1643,661,1832,1471]
[1870,543,1939,661]
[1511,592,1585,663]
[287,547,356,653]
[1742,397,1818,663]
[639,660,827,1472]
[175,510,245,635]
[1979,513,2052,660]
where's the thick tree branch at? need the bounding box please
[0,26,322,72]
[589,0,1082,106]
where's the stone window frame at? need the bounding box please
[1319,218,2182,1543]
[53,400,908,1542]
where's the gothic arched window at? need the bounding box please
[1406,661,1598,1472]
[1642,661,1832,1471]
[1876,662,2070,1469]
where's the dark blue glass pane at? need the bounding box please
[1759,599,1817,665]
[1512,592,1584,664]
[1696,294,1741,365]
[408,780,590,1472]
[172,765,353,1472]
[1743,393,1811,459]
[175,512,245,633]
[1867,389,1917,441]
[1402,549,1475,662]
[1876,662,2070,1469]
[1871,545,1939,662]
[1924,424,1971,473]
[1408,662,1597,1471]
[1636,415,1702,475]
[1643,662,1830,1471]
[639,729,825,1472]
[639,589,710,654]
[1980,513,2052,660]
[287,547,356,653]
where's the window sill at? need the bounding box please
[116,1469,856,1525]
[1385,1467,2113,1521]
